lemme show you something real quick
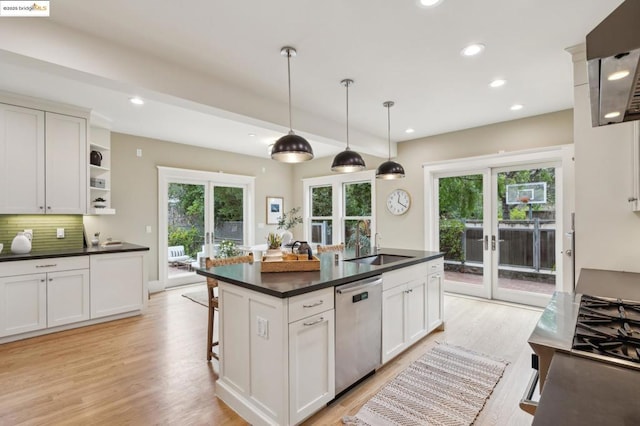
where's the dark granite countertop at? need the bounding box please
[196,248,443,298]
[0,242,149,262]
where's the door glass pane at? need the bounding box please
[496,168,555,295]
[167,183,204,278]
[438,174,484,287]
[213,186,244,255]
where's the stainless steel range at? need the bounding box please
[521,268,640,416]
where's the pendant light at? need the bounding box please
[271,46,314,163]
[331,79,366,172]
[376,101,405,179]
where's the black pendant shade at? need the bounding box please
[272,46,314,163]
[331,147,366,172]
[272,131,314,163]
[331,78,366,173]
[376,160,405,179]
[376,100,405,180]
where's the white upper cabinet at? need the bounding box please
[0,97,88,215]
[0,104,45,214]
[45,112,87,214]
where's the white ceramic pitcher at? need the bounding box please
[11,231,32,254]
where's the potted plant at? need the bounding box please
[265,232,283,262]
[277,207,303,245]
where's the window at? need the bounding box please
[303,170,375,257]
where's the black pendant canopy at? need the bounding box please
[376,101,405,179]
[271,46,314,163]
[331,79,366,173]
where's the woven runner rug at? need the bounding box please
[343,343,508,426]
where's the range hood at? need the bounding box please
[587,0,640,127]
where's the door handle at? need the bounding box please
[491,235,496,251]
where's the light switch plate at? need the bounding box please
[56,228,64,238]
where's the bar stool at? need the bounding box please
[205,253,253,361]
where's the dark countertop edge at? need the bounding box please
[0,242,149,262]
[197,250,444,298]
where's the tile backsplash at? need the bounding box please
[0,215,84,252]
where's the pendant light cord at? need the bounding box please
[387,104,391,160]
[286,49,293,132]
[345,80,350,149]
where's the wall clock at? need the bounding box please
[386,189,411,215]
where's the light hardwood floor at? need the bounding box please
[0,287,542,425]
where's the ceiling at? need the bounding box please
[0,0,624,160]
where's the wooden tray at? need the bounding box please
[261,255,320,272]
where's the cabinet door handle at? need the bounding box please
[39,206,44,210]
[36,264,57,268]
[302,300,324,308]
[47,206,51,210]
[40,279,45,283]
[49,278,53,282]
[303,317,324,327]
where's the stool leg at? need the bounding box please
[207,300,214,362]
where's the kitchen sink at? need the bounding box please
[344,254,413,266]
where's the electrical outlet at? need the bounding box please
[145,225,152,234]
[56,228,65,239]
[136,148,142,157]
[256,316,269,339]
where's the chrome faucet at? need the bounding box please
[374,233,381,253]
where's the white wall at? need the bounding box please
[570,46,640,274]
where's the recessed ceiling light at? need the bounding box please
[604,111,621,119]
[608,70,630,81]
[417,0,444,7]
[248,133,256,137]
[129,97,144,105]
[510,104,523,111]
[461,43,485,57]
[489,79,506,88]
[405,128,415,134]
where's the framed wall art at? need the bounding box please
[266,196,284,225]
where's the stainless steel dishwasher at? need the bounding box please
[335,275,382,395]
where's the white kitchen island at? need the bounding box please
[197,249,444,426]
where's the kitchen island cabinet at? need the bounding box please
[197,249,444,426]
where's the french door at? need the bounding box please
[158,167,254,289]
[429,153,567,308]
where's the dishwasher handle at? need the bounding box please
[336,276,382,294]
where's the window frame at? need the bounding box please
[303,170,376,250]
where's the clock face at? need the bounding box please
[386,189,411,215]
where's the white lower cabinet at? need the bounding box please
[381,257,444,365]
[382,277,427,364]
[288,310,335,424]
[427,270,444,332]
[0,256,90,337]
[47,269,90,327]
[90,252,145,318]
[0,273,47,337]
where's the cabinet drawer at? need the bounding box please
[288,287,334,323]
[0,256,89,277]
[427,258,444,274]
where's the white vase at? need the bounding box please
[11,232,32,254]
[280,230,293,246]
